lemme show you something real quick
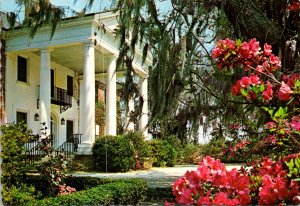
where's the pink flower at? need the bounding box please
[256,65,264,73]
[164,200,175,206]
[278,82,293,101]
[248,38,261,56]
[240,77,251,88]
[259,176,289,205]
[212,47,223,59]
[184,170,201,188]
[249,74,261,85]
[288,1,300,11]
[176,188,193,205]
[262,82,273,101]
[196,195,211,206]
[287,73,300,88]
[264,135,277,145]
[290,116,300,131]
[232,81,241,95]
[264,43,272,56]
[269,54,281,67]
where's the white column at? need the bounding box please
[139,77,149,138]
[80,43,95,145]
[105,56,117,136]
[40,48,51,136]
[125,96,135,131]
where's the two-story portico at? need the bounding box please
[0,11,149,154]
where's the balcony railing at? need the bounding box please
[51,86,72,106]
[51,86,72,112]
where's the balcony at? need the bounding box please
[51,86,72,112]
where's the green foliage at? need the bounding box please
[123,131,151,165]
[147,187,173,201]
[0,122,34,186]
[63,176,115,191]
[2,184,40,206]
[286,157,300,181]
[179,143,201,164]
[25,175,103,194]
[178,139,227,165]
[200,138,226,158]
[11,0,66,39]
[31,179,148,206]
[149,139,178,167]
[92,135,135,172]
[161,135,183,151]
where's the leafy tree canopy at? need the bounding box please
[5,0,300,141]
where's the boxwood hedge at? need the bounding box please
[28,178,147,206]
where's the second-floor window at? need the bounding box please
[67,75,73,96]
[17,56,27,83]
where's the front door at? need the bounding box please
[66,120,74,142]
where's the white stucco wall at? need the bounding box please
[5,51,79,148]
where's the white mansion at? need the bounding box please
[0,11,150,154]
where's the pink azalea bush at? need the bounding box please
[170,38,300,205]
[170,156,300,205]
[172,156,251,205]
[58,184,76,196]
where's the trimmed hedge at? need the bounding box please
[93,135,135,172]
[29,179,148,206]
[25,175,117,195]
[150,139,178,167]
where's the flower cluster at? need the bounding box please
[58,184,76,196]
[248,157,300,205]
[227,139,250,157]
[172,156,251,205]
[288,0,300,11]
[263,115,300,140]
[171,156,300,205]
[212,38,280,73]
[279,73,300,101]
[213,38,300,103]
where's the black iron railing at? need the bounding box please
[24,135,54,165]
[56,134,82,159]
[51,87,72,112]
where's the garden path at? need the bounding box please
[72,164,241,188]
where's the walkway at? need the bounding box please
[72,164,241,188]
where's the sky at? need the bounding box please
[0,0,112,20]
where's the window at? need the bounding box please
[67,75,73,96]
[17,56,27,82]
[16,111,27,124]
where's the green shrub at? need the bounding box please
[0,122,35,186]
[2,184,40,206]
[31,179,148,206]
[92,135,135,172]
[25,175,113,197]
[147,187,173,201]
[178,139,226,165]
[63,176,116,191]
[150,139,178,167]
[161,135,182,151]
[0,123,39,205]
[199,138,226,158]
[123,131,151,166]
[179,143,201,164]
